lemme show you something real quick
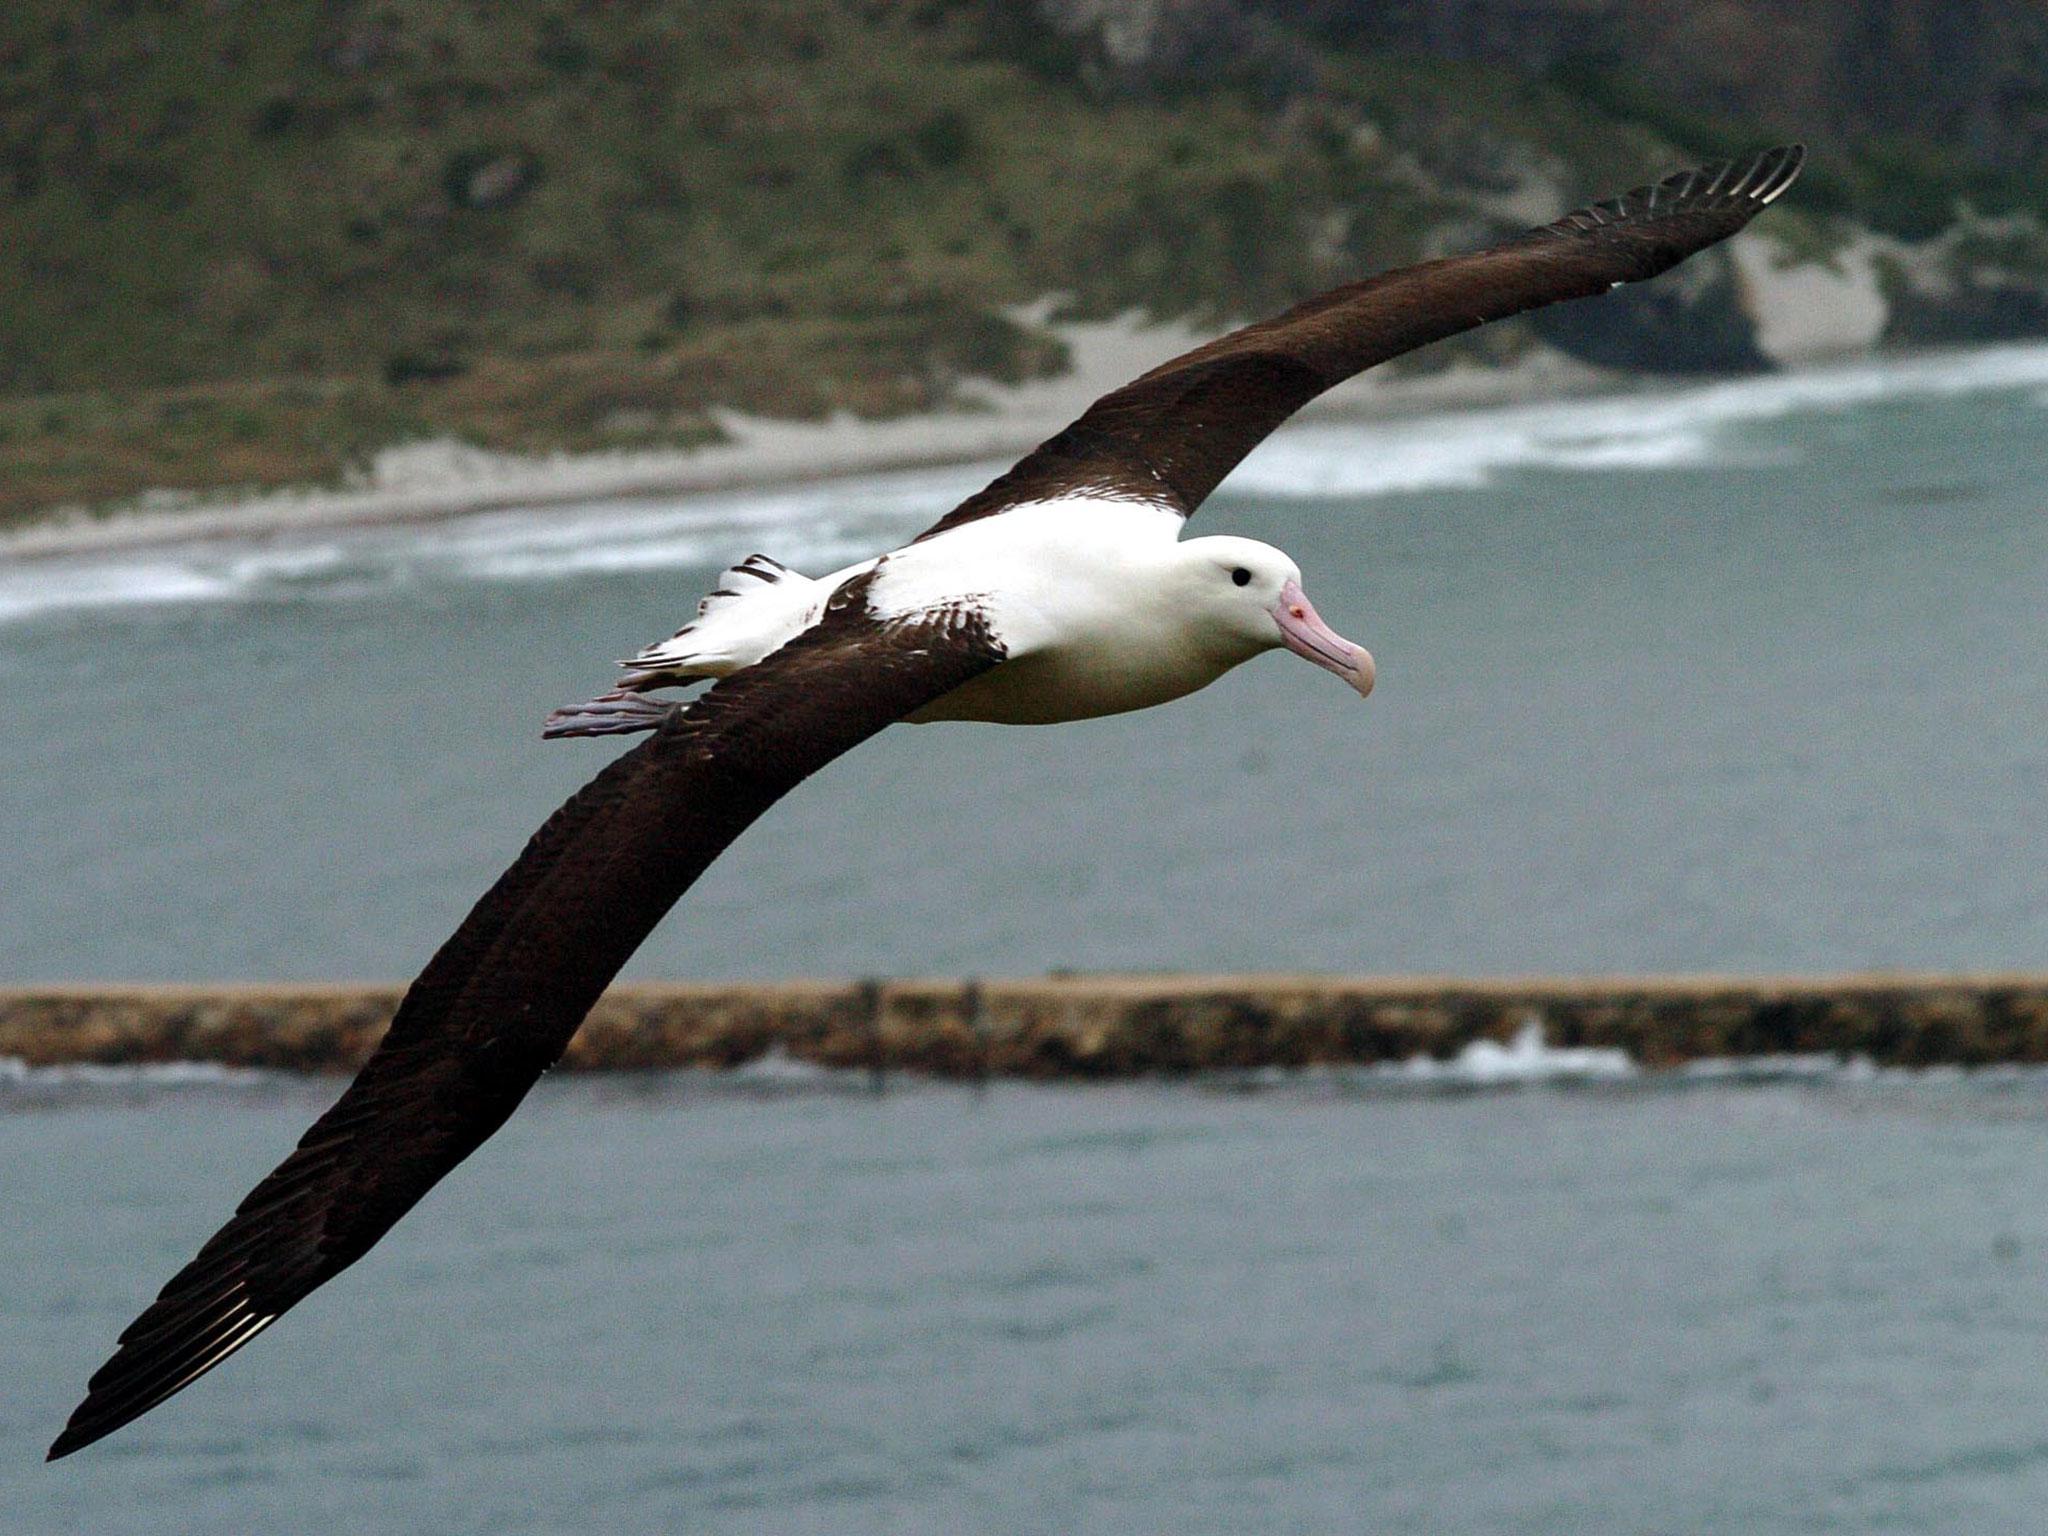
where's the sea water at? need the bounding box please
[3,346,2045,981]
[10,1067,2048,1533]
[7,349,2048,1530]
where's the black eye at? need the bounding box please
[1231,567,1252,587]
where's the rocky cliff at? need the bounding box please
[1035,0,2048,371]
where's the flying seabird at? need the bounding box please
[50,144,1802,1459]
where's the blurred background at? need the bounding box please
[6,0,2048,516]
[2,0,2045,981]
[8,6,2048,1534]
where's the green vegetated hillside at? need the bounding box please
[2,0,2044,524]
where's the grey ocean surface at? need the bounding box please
[7,351,2048,1531]
[3,345,2046,980]
[11,1070,2048,1533]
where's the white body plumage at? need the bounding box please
[610,497,1371,727]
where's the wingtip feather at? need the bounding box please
[1566,142,1805,237]
[48,1292,280,1460]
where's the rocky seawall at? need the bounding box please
[6,975,2047,1079]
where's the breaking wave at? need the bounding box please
[1371,1019,1637,1087]
[0,462,996,628]
[1228,342,2048,500]
[0,1056,280,1094]
[9,341,2048,627]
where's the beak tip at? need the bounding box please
[1271,581,1373,698]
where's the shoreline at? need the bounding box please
[6,973,2046,1078]
[0,314,1608,564]
[0,222,1913,566]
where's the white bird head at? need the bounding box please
[1172,535,1375,698]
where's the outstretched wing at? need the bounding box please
[918,144,1803,538]
[48,577,1006,1460]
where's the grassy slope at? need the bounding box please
[0,1,1902,525]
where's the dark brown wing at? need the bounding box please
[47,578,1005,1460]
[918,144,1803,539]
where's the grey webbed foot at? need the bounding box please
[541,691,679,740]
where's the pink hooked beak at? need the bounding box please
[1272,579,1375,697]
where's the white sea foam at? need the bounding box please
[0,1055,275,1089]
[9,342,2048,627]
[0,560,240,623]
[1228,342,2048,501]
[1374,1018,1638,1087]
[725,1042,856,1088]
[0,462,995,626]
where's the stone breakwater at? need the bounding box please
[5,975,2048,1078]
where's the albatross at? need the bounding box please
[50,143,1802,1458]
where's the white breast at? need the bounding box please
[879,498,1254,725]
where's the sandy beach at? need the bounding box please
[0,309,1610,563]
[1,210,1910,568]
